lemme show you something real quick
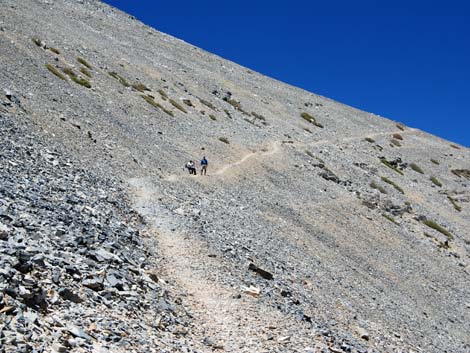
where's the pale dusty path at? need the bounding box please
[213,140,281,176]
[166,128,418,181]
[127,128,427,352]
[128,179,322,352]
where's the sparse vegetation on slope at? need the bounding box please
[370,181,387,194]
[381,176,404,194]
[169,99,187,113]
[380,158,404,175]
[382,213,398,225]
[451,169,470,179]
[225,98,250,115]
[300,112,324,128]
[430,176,442,187]
[396,123,405,131]
[132,83,150,92]
[32,37,42,47]
[141,95,174,116]
[199,98,216,110]
[422,220,453,240]
[447,196,462,212]
[79,67,92,77]
[45,64,66,80]
[251,111,265,121]
[77,57,92,69]
[224,109,232,118]
[158,89,168,100]
[109,71,130,87]
[182,99,193,107]
[4,3,469,352]
[410,163,424,174]
[62,67,91,88]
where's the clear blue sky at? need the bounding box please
[103,1,470,146]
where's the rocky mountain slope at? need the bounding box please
[1,1,469,352]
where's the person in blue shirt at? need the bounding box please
[200,156,208,175]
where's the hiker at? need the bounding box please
[185,160,197,175]
[200,156,208,175]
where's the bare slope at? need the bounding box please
[1,0,469,352]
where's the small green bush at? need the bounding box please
[132,83,150,92]
[224,109,232,119]
[142,95,174,116]
[209,114,216,121]
[364,137,375,143]
[422,220,453,240]
[77,57,92,69]
[300,112,314,123]
[226,98,242,110]
[79,67,92,77]
[251,112,266,121]
[382,213,398,225]
[61,67,75,76]
[380,158,404,175]
[392,133,403,140]
[430,176,442,187]
[410,163,424,174]
[108,71,129,87]
[451,169,470,179]
[169,99,187,113]
[391,139,401,147]
[219,137,230,144]
[158,89,168,100]
[49,47,60,54]
[447,196,462,212]
[370,181,387,194]
[300,112,324,128]
[438,240,450,249]
[32,37,42,47]
[225,98,250,115]
[62,67,91,88]
[200,99,216,110]
[381,176,404,194]
[430,159,440,165]
[396,123,405,131]
[72,76,91,88]
[182,99,193,107]
[45,64,66,80]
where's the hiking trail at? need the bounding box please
[166,128,418,181]
[128,178,319,352]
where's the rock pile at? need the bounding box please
[0,114,189,353]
